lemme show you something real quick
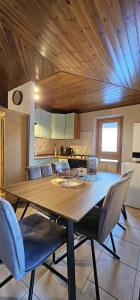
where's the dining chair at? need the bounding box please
[52,162,63,174]
[0,197,67,300]
[57,176,130,300]
[61,161,70,172]
[14,165,57,221]
[96,170,134,231]
[121,169,134,220]
[86,157,98,175]
[26,166,42,180]
[12,166,42,217]
[41,164,53,177]
[53,161,70,174]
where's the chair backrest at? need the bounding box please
[122,169,134,204]
[61,161,70,172]
[41,164,53,177]
[26,166,42,180]
[97,176,130,243]
[53,162,63,174]
[86,157,98,174]
[0,198,25,280]
[53,161,70,174]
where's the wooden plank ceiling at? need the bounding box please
[38,72,140,113]
[0,0,140,112]
[0,23,58,91]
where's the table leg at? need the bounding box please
[66,220,76,300]
[14,197,20,213]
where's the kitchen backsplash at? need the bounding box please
[35,132,93,155]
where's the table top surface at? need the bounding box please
[1,172,120,222]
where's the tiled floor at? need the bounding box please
[0,205,140,300]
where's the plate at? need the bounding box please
[52,178,84,188]
[59,179,84,188]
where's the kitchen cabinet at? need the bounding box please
[65,113,74,139]
[52,113,80,139]
[51,114,65,139]
[34,109,52,138]
[34,109,80,139]
[65,113,80,139]
[33,158,58,165]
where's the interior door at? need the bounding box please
[0,112,4,187]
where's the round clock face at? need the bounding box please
[12,90,23,105]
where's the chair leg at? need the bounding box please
[20,203,30,220]
[28,270,35,300]
[0,274,13,288]
[54,237,88,265]
[117,222,126,231]
[110,233,116,253]
[43,262,68,284]
[90,240,100,300]
[53,252,56,263]
[121,205,127,220]
[100,243,120,260]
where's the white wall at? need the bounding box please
[8,81,35,164]
[8,81,140,164]
[80,104,140,162]
[35,104,140,161]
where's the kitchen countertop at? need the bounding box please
[34,155,94,160]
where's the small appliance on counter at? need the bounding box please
[66,147,74,156]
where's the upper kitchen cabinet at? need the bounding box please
[34,109,80,139]
[65,113,80,139]
[51,114,65,139]
[34,109,52,138]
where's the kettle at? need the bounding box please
[66,147,74,156]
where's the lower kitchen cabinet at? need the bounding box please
[33,158,58,166]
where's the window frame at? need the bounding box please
[96,117,123,161]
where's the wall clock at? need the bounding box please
[12,90,23,105]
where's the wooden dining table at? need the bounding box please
[1,171,120,300]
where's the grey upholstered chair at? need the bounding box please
[15,165,57,221]
[57,176,130,300]
[96,170,134,231]
[53,162,63,174]
[61,161,70,172]
[26,166,42,180]
[53,161,70,175]
[86,157,98,174]
[0,198,67,300]
[121,169,134,220]
[41,164,53,177]
[13,166,42,217]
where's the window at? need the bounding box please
[96,117,123,160]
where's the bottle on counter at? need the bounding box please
[54,143,57,156]
[34,142,37,156]
[60,145,64,155]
